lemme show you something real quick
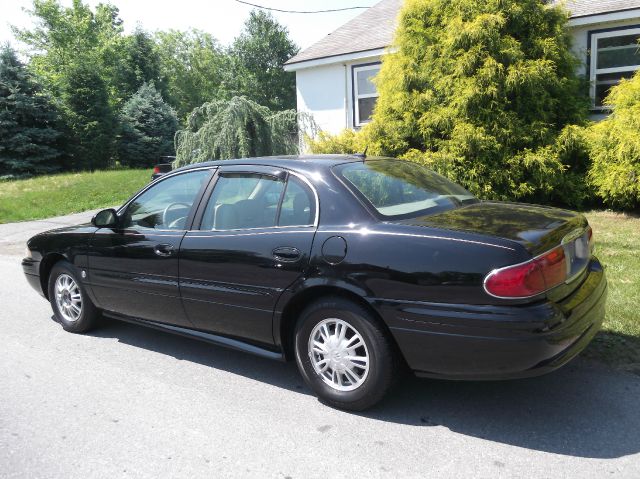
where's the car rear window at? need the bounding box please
[334,160,477,219]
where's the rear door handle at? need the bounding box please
[273,246,301,263]
[154,243,175,257]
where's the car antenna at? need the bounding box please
[353,146,368,161]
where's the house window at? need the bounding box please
[590,27,640,109]
[353,63,381,127]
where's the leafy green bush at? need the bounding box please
[310,0,591,207]
[587,72,640,210]
[306,129,365,155]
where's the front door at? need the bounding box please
[179,167,317,345]
[88,169,212,326]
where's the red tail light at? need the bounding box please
[153,165,161,174]
[587,226,594,253]
[484,246,567,298]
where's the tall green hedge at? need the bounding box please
[588,72,640,210]
[310,0,592,208]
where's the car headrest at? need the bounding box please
[213,203,239,230]
[293,192,308,215]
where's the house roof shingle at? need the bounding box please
[286,0,640,66]
[285,0,402,65]
[560,0,640,18]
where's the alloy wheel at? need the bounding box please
[308,318,370,391]
[54,273,82,322]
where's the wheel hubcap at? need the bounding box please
[308,318,369,391]
[54,274,82,322]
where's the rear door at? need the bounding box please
[88,168,213,326]
[179,166,318,345]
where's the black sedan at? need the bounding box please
[22,156,607,410]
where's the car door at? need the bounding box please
[88,168,213,327]
[179,166,318,345]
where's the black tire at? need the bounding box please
[294,296,398,411]
[48,260,101,333]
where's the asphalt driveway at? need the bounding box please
[0,209,102,255]
[1,214,639,478]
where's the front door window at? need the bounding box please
[122,170,210,230]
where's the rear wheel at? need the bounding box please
[294,297,398,411]
[48,261,100,333]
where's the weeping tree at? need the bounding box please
[174,96,316,166]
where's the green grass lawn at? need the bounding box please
[584,211,640,369]
[0,169,149,224]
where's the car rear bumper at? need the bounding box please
[376,258,607,380]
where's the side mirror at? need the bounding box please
[92,208,118,228]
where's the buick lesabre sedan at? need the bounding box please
[23,156,607,410]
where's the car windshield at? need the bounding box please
[334,159,478,219]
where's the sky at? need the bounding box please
[0,0,377,51]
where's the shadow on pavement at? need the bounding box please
[90,317,640,460]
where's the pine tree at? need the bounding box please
[0,45,63,176]
[114,28,167,104]
[59,59,116,170]
[118,83,178,167]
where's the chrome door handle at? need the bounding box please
[154,243,174,257]
[273,246,301,263]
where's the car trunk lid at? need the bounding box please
[393,201,588,257]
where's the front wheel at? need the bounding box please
[48,261,101,333]
[294,297,398,411]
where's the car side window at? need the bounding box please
[201,173,285,230]
[122,170,210,230]
[278,177,315,226]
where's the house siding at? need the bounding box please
[296,54,383,136]
[296,63,348,136]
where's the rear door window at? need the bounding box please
[278,177,316,227]
[200,173,285,230]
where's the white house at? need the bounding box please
[284,0,640,135]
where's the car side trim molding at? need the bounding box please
[320,228,517,251]
[103,312,285,361]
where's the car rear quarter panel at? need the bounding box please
[307,223,530,308]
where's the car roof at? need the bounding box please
[173,154,369,175]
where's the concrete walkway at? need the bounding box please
[0,209,102,255]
